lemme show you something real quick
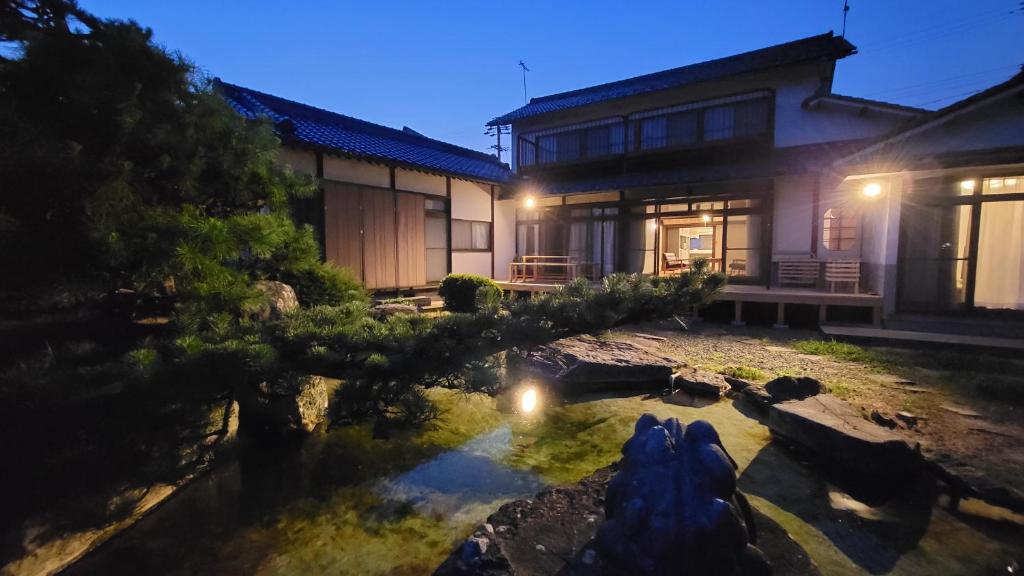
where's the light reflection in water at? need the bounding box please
[520,386,539,414]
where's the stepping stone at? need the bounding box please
[672,367,730,398]
[769,395,922,481]
[939,403,982,417]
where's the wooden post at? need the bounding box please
[773,302,787,329]
[872,305,883,328]
[731,300,745,326]
[818,304,828,325]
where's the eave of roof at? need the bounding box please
[803,93,928,117]
[215,80,511,184]
[487,32,856,126]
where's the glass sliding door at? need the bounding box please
[899,175,1024,314]
[898,202,972,312]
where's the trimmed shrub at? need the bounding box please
[279,265,370,308]
[438,274,501,313]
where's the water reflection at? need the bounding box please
[520,386,539,414]
[376,425,545,523]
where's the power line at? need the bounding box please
[911,87,989,108]
[861,66,1020,99]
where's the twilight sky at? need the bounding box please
[80,0,1023,157]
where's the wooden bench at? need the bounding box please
[825,259,861,293]
[777,259,819,287]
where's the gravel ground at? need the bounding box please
[610,319,1024,506]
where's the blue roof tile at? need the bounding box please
[216,81,511,184]
[488,32,855,126]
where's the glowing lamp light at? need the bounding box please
[960,180,976,193]
[862,183,882,198]
[520,387,538,414]
[523,196,536,208]
[701,214,711,224]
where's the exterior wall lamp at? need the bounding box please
[523,196,536,208]
[862,183,882,199]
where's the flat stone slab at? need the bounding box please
[517,335,677,394]
[434,466,821,576]
[673,366,730,398]
[924,452,1024,514]
[769,395,922,481]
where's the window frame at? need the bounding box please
[822,207,858,251]
[451,218,492,252]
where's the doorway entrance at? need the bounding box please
[898,175,1024,313]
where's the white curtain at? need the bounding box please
[975,201,1024,310]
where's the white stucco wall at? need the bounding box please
[773,78,910,147]
[323,155,391,188]
[451,179,493,222]
[829,174,903,312]
[279,148,317,176]
[493,199,517,281]
[452,252,492,277]
[772,175,816,257]
[395,168,446,196]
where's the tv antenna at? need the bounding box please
[519,60,530,104]
[841,0,850,37]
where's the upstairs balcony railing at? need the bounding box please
[517,91,773,170]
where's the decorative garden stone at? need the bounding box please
[769,395,922,482]
[237,373,329,434]
[252,280,299,320]
[673,367,731,398]
[516,335,677,394]
[763,376,824,403]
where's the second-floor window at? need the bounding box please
[536,123,625,165]
[520,91,772,168]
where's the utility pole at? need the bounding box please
[485,125,510,162]
[519,60,529,104]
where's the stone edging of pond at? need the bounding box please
[2,399,239,576]
[433,464,821,576]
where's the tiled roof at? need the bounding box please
[527,140,874,195]
[836,71,1024,167]
[487,32,856,126]
[216,81,511,184]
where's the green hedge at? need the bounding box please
[438,274,502,313]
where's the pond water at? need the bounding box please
[65,387,1022,576]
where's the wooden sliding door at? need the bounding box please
[323,181,362,277]
[396,192,426,287]
[323,182,431,290]
[361,190,397,290]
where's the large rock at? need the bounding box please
[237,373,330,434]
[252,280,299,320]
[515,335,677,394]
[436,459,820,576]
[764,376,825,403]
[769,395,922,482]
[673,367,731,398]
[371,302,419,319]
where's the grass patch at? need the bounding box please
[790,339,892,372]
[718,365,766,382]
[826,381,853,399]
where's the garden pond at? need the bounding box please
[65,385,1022,575]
